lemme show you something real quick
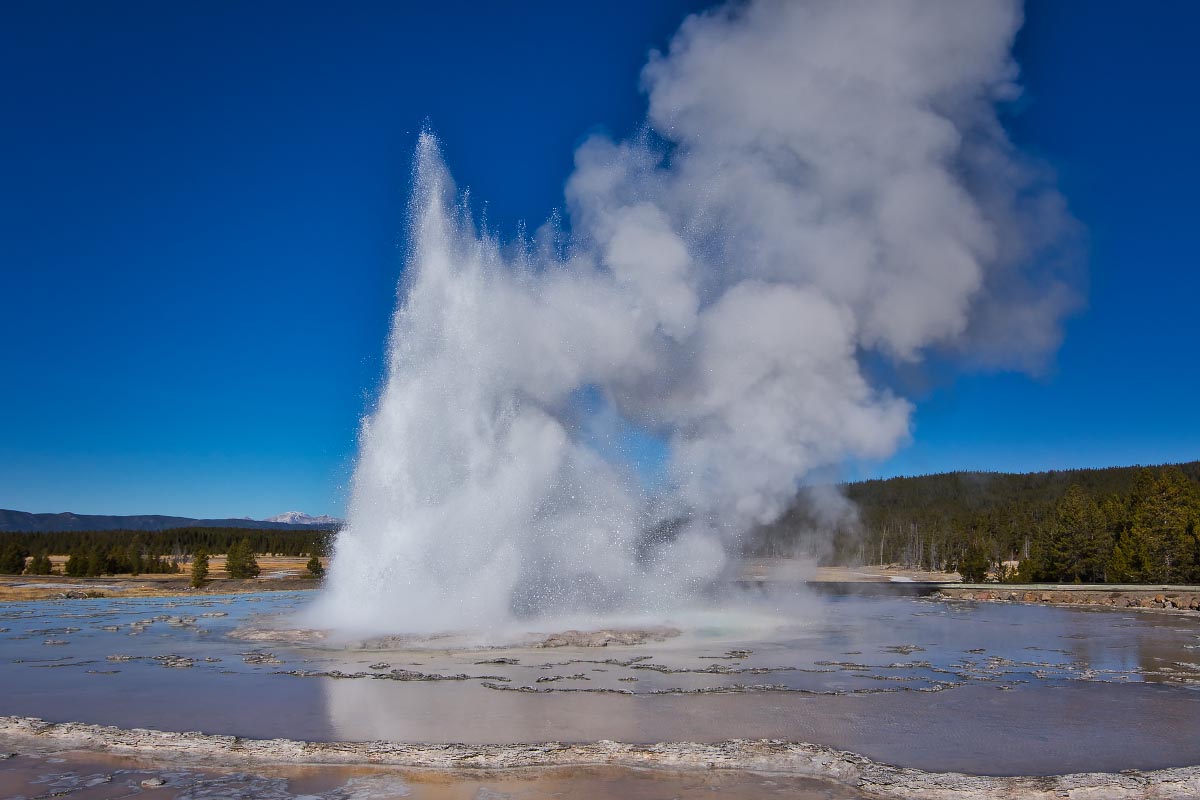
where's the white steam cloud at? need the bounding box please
[313,0,1080,634]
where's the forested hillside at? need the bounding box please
[0,527,332,577]
[752,462,1200,583]
[3,463,1198,584]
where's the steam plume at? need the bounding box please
[313,0,1079,633]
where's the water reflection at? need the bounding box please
[3,591,1200,774]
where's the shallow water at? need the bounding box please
[3,590,1200,775]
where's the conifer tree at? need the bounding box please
[223,541,242,578]
[1108,531,1146,583]
[191,549,209,588]
[225,539,260,579]
[957,539,991,582]
[65,550,86,577]
[1015,549,1039,583]
[1124,468,1199,583]
[85,549,106,577]
[0,544,27,574]
[126,537,143,576]
[244,541,261,578]
[25,552,53,575]
[1046,485,1110,582]
[306,552,325,578]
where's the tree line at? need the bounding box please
[0,527,332,577]
[5,462,1197,584]
[750,462,1200,584]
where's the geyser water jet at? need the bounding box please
[314,138,727,635]
[313,0,1080,635]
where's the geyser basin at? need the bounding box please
[4,590,1200,776]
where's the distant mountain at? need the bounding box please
[0,509,342,533]
[265,511,343,526]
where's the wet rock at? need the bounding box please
[482,682,634,695]
[535,627,681,648]
[633,662,793,676]
[476,657,520,665]
[227,627,326,644]
[536,673,590,683]
[152,654,194,669]
[241,651,283,665]
[276,667,498,682]
[815,661,871,670]
[277,668,361,679]
[700,649,753,660]
[140,776,167,787]
[381,668,488,682]
[568,655,655,668]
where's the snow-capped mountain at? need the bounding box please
[265,511,343,526]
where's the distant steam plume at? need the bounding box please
[313,0,1080,634]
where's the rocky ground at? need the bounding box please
[4,716,1200,800]
[938,586,1200,612]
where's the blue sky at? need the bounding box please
[1,1,1197,518]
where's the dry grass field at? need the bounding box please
[741,559,959,583]
[1,557,958,603]
[0,555,328,602]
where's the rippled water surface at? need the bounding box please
[3,589,1200,775]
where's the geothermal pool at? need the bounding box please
[3,590,1200,776]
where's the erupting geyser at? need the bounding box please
[313,0,1080,635]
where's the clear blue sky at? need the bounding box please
[1,1,1196,518]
